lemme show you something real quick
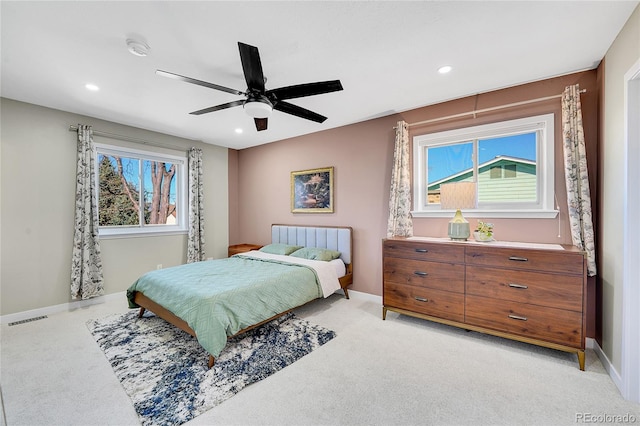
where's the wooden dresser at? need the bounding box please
[382,237,587,370]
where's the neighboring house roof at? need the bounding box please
[428,155,535,190]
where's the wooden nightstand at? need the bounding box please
[228,243,263,257]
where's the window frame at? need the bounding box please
[94,143,188,238]
[412,113,557,219]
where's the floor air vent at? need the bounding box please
[8,315,48,326]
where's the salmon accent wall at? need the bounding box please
[404,72,599,243]
[229,71,599,320]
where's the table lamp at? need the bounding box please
[440,182,476,241]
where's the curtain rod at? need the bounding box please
[68,125,187,151]
[401,89,587,129]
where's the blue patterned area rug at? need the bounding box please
[87,310,335,426]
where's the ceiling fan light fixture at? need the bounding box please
[243,99,273,118]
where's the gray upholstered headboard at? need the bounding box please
[271,224,352,265]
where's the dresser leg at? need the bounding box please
[382,306,387,320]
[578,350,585,371]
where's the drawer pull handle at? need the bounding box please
[508,314,528,321]
[414,271,428,277]
[508,283,529,289]
[508,256,529,262]
[414,297,429,302]
[415,249,429,253]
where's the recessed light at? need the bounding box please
[438,65,452,74]
[85,83,100,91]
[235,128,243,134]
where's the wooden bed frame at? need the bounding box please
[134,224,353,368]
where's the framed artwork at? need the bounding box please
[291,167,334,213]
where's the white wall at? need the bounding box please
[601,5,640,373]
[0,98,229,316]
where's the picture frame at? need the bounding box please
[291,167,334,213]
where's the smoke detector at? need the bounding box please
[126,39,150,57]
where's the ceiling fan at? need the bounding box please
[157,42,343,131]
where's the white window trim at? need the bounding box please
[621,58,640,402]
[411,114,558,219]
[94,143,188,238]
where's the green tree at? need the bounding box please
[98,156,139,226]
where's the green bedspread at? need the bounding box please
[126,255,323,359]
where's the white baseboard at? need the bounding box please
[346,289,382,304]
[0,291,126,325]
[588,337,624,396]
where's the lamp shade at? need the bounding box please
[440,182,476,210]
[440,181,476,241]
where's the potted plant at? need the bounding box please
[474,221,494,242]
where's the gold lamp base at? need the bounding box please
[448,209,470,241]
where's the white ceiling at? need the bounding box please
[1,1,637,150]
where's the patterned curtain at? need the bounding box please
[187,147,205,263]
[387,121,413,237]
[562,85,597,276]
[70,125,104,299]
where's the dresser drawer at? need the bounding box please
[384,240,465,263]
[466,266,583,312]
[465,295,583,348]
[384,282,464,323]
[384,257,464,293]
[465,246,584,275]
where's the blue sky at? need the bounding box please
[427,132,536,183]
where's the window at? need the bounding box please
[412,114,556,218]
[95,143,188,237]
[503,164,517,179]
[490,165,502,179]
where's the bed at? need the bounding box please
[126,224,353,368]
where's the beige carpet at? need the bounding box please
[1,292,638,425]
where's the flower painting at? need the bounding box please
[291,167,334,213]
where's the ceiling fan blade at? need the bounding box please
[156,70,244,96]
[238,42,266,93]
[189,100,245,116]
[254,117,268,131]
[268,80,343,101]
[274,101,327,123]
